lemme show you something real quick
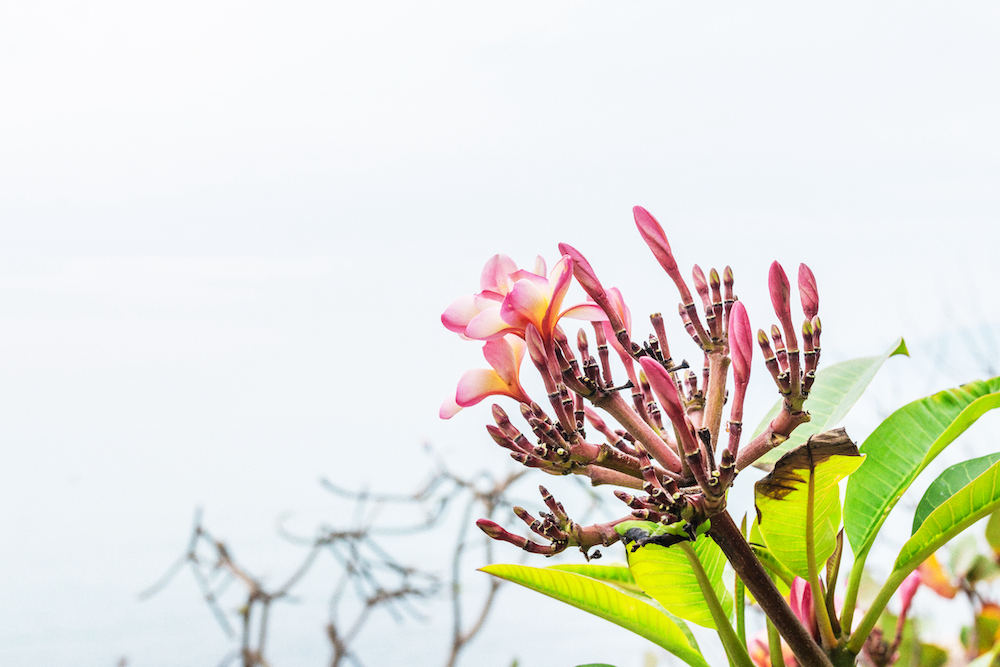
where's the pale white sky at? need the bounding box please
[1,2,999,665]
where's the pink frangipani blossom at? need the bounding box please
[440,335,532,419]
[441,254,546,338]
[464,255,606,343]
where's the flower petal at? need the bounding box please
[480,254,518,293]
[500,278,548,333]
[542,255,574,335]
[441,294,479,334]
[507,269,549,290]
[558,303,609,322]
[455,368,527,407]
[482,337,521,384]
[439,395,463,419]
[466,306,518,340]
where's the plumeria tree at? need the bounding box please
[440,206,1000,667]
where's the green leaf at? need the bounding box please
[986,509,1000,556]
[894,457,1000,575]
[754,428,864,578]
[752,338,907,470]
[481,563,709,667]
[551,562,701,651]
[843,377,1000,559]
[624,534,733,629]
[549,563,644,594]
[914,453,1000,534]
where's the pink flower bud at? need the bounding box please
[897,571,921,629]
[633,206,680,278]
[729,301,753,386]
[768,261,792,326]
[524,324,548,371]
[789,577,820,643]
[476,518,506,540]
[638,357,684,425]
[557,242,606,300]
[798,263,819,321]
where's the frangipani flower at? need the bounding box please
[441,254,547,339]
[464,255,606,344]
[789,577,821,643]
[440,335,532,419]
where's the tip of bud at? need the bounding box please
[512,506,529,520]
[476,519,505,539]
[723,266,734,286]
[633,206,680,276]
[812,316,822,335]
[768,261,792,321]
[558,242,607,300]
[757,329,769,344]
[709,268,721,289]
[798,263,819,320]
[491,404,508,422]
[524,324,547,367]
[729,301,752,385]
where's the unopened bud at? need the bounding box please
[768,261,792,326]
[729,301,753,386]
[798,263,819,321]
[634,206,679,276]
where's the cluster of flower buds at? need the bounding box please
[440,206,823,557]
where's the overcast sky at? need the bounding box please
[2,2,999,665]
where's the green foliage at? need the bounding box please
[752,338,907,470]
[913,452,1000,534]
[621,529,732,630]
[481,563,710,667]
[895,456,1000,573]
[844,377,1000,561]
[754,428,864,578]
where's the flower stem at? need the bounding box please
[709,512,833,667]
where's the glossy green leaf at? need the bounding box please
[914,453,1000,534]
[549,563,644,594]
[752,338,907,470]
[754,428,864,578]
[894,457,1000,574]
[549,562,701,650]
[986,509,1000,556]
[481,563,709,667]
[844,377,1000,558]
[625,534,732,629]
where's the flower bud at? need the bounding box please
[768,261,792,328]
[633,206,679,277]
[729,301,753,386]
[798,263,819,321]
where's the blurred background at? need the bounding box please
[1,2,998,665]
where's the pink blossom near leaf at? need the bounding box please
[789,577,821,642]
[439,335,531,419]
[896,570,921,633]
